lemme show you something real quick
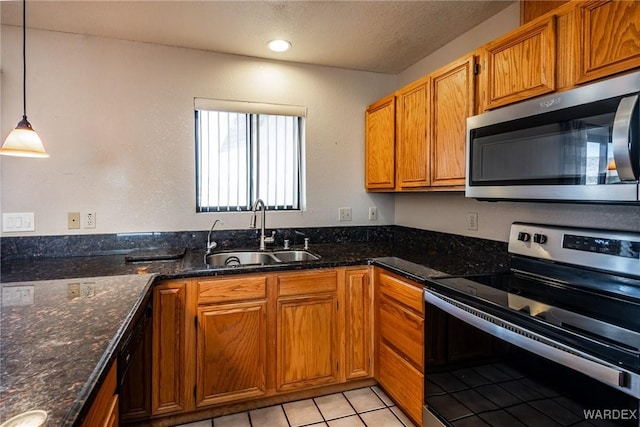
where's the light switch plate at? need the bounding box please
[2,212,35,232]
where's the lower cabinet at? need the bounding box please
[81,361,118,427]
[344,268,374,380]
[151,280,195,416]
[195,275,268,406]
[149,267,374,419]
[375,268,425,426]
[276,270,340,391]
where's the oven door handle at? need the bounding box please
[423,288,639,398]
[612,94,639,182]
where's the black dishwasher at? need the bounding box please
[119,296,153,424]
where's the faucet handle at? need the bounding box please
[264,230,276,244]
[283,239,290,250]
[304,237,310,250]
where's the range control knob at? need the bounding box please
[533,233,547,244]
[517,232,531,242]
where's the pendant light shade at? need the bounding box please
[0,0,48,158]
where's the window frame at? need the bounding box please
[194,98,306,213]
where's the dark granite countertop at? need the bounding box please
[0,239,508,426]
[0,274,153,426]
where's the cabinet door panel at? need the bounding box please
[484,15,556,109]
[196,302,267,406]
[397,79,430,188]
[365,95,396,190]
[576,0,640,83]
[152,282,189,415]
[345,268,373,380]
[277,296,339,391]
[431,56,475,187]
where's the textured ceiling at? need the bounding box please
[1,0,516,74]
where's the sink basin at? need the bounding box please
[272,250,320,262]
[205,249,320,267]
[205,251,280,268]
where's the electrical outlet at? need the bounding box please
[83,212,96,229]
[68,212,80,229]
[368,207,378,220]
[339,207,352,221]
[467,212,478,231]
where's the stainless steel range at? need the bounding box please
[423,222,640,427]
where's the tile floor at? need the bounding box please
[175,386,416,427]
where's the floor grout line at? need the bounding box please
[176,386,414,427]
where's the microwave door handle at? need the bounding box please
[612,94,639,181]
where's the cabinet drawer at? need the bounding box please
[197,276,267,304]
[277,270,338,297]
[378,272,424,314]
[377,342,423,426]
[379,297,424,370]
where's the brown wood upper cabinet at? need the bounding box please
[396,77,430,189]
[365,53,476,192]
[575,0,640,84]
[365,95,396,190]
[481,14,556,110]
[430,56,475,187]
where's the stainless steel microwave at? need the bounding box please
[466,71,640,203]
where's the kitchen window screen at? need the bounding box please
[195,98,306,212]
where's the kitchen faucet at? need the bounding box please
[206,219,221,254]
[250,199,276,250]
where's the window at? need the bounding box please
[195,99,306,212]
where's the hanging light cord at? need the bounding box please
[21,0,27,120]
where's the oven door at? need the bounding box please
[423,288,640,427]
[466,71,640,203]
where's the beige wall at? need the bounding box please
[0,26,396,236]
[3,4,640,242]
[393,2,640,242]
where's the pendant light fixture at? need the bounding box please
[0,0,48,158]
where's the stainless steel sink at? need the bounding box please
[205,249,320,267]
[205,251,280,267]
[272,250,320,262]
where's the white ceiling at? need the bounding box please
[1,0,516,74]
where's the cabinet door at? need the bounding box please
[575,0,640,84]
[396,78,430,189]
[344,268,373,380]
[152,281,192,416]
[482,14,556,109]
[365,94,396,190]
[430,56,475,187]
[81,362,118,427]
[196,302,267,407]
[277,294,339,391]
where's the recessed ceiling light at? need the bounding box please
[267,39,291,52]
